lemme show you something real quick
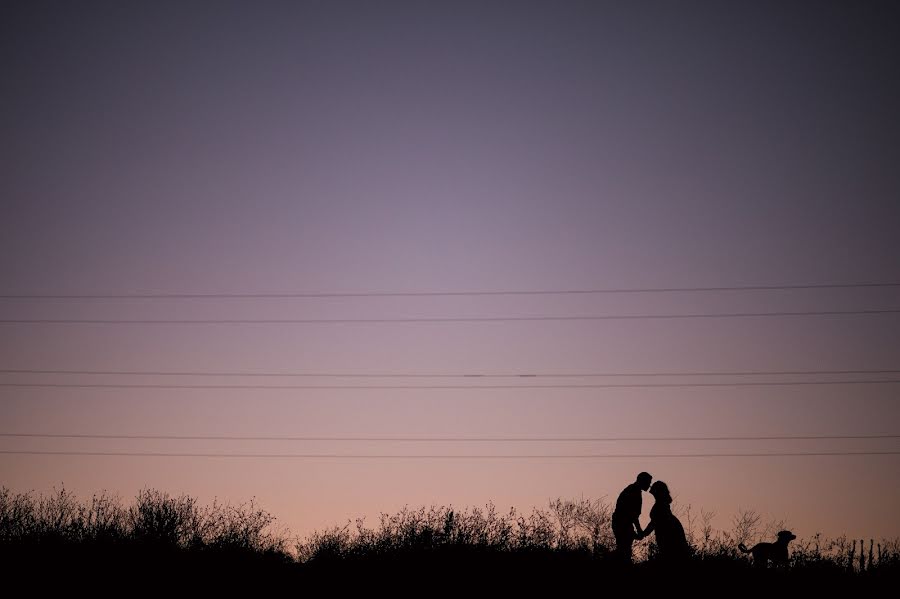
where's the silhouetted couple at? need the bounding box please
[612,471,689,564]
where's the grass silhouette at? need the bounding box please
[1,486,897,593]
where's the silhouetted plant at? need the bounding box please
[2,485,899,587]
[297,498,616,562]
[0,485,288,560]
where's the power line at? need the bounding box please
[1,450,898,458]
[2,379,899,390]
[2,368,898,378]
[2,433,897,442]
[1,308,899,324]
[2,282,899,299]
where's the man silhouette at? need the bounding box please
[611,471,652,563]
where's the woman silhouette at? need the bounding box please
[642,481,690,563]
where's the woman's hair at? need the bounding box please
[650,480,673,504]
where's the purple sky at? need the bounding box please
[2,2,899,540]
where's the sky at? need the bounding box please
[1,1,899,542]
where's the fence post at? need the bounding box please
[868,539,874,572]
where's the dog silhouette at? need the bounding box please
[739,530,796,568]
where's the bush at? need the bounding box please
[2,485,897,590]
[0,486,288,560]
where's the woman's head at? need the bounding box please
[649,481,672,504]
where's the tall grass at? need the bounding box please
[0,486,288,557]
[297,497,614,562]
[2,485,897,590]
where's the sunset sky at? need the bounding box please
[2,2,899,542]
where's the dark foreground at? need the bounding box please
[2,488,896,595]
[5,543,897,596]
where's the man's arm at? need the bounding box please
[633,517,644,537]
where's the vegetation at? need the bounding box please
[1,486,896,592]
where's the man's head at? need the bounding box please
[636,472,652,491]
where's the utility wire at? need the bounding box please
[1,450,898,458]
[1,433,897,442]
[2,308,900,324]
[2,282,899,299]
[2,368,898,378]
[2,380,899,390]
